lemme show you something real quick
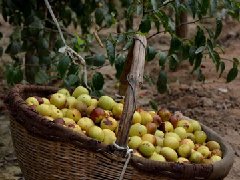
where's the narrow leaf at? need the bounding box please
[189,0,196,18]
[214,18,222,39]
[64,74,79,88]
[57,56,70,78]
[159,52,167,66]
[115,54,126,79]
[92,72,104,90]
[157,71,168,93]
[189,46,196,65]
[195,26,206,47]
[210,0,217,16]
[193,53,203,71]
[151,0,157,11]
[195,46,205,54]
[35,70,49,84]
[219,62,225,77]
[149,100,158,111]
[146,46,157,61]
[123,38,133,51]
[169,36,182,54]
[227,68,238,82]
[95,8,104,26]
[139,16,151,33]
[169,54,179,71]
[201,0,210,16]
[106,40,115,65]
[85,54,105,67]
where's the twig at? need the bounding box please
[45,19,76,37]
[147,16,212,39]
[145,0,175,13]
[147,30,166,39]
[89,62,110,70]
[221,58,234,62]
[179,16,211,26]
[93,31,104,48]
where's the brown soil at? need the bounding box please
[0,16,240,180]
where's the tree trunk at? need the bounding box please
[175,0,188,38]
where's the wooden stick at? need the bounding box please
[116,35,147,147]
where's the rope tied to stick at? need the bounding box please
[113,143,133,180]
[44,0,88,88]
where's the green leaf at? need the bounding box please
[151,0,157,11]
[37,38,49,49]
[207,39,215,62]
[219,62,225,78]
[95,8,105,26]
[90,90,104,98]
[92,72,104,90]
[5,41,22,55]
[123,38,133,51]
[200,0,210,16]
[210,0,217,16]
[115,54,126,79]
[106,40,115,65]
[85,54,105,67]
[117,34,126,43]
[157,71,167,94]
[64,74,79,88]
[105,14,116,27]
[139,16,151,33]
[146,46,157,61]
[159,52,167,66]
[5,65,23,85]
[189,0,196,18]
[73,36,85,52]
[156,11,175,33]
[227,67,238,82]
[149,100,158,111]
[193,53,203,71]
[182,43,190,60]
[39,56,51,65]
[233,58,239,68]
[93,54,106,67]
[57,56,70,78]
[195,26,206,47]
[54,38,64,51]
[206,28,215,39]
[214,18,222,39]
[189,46,196,65]
[169,36,182,54]
[137,5,143,16]
[195,46,205,54]
[169,54,179,71]
[35,70,49,84]
[213,51,220,69]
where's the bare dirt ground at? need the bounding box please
[0,17,240,180]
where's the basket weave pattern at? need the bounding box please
[5,84,235,180]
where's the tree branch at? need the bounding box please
[147,17,212,39]
[145,0,175,13]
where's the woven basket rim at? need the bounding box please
[4,84,234,178]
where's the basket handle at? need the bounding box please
[116,35,147,147]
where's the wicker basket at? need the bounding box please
[5,36,234,180]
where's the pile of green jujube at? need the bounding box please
[25,86,222,164]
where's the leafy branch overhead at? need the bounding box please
[1,0,240,94]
